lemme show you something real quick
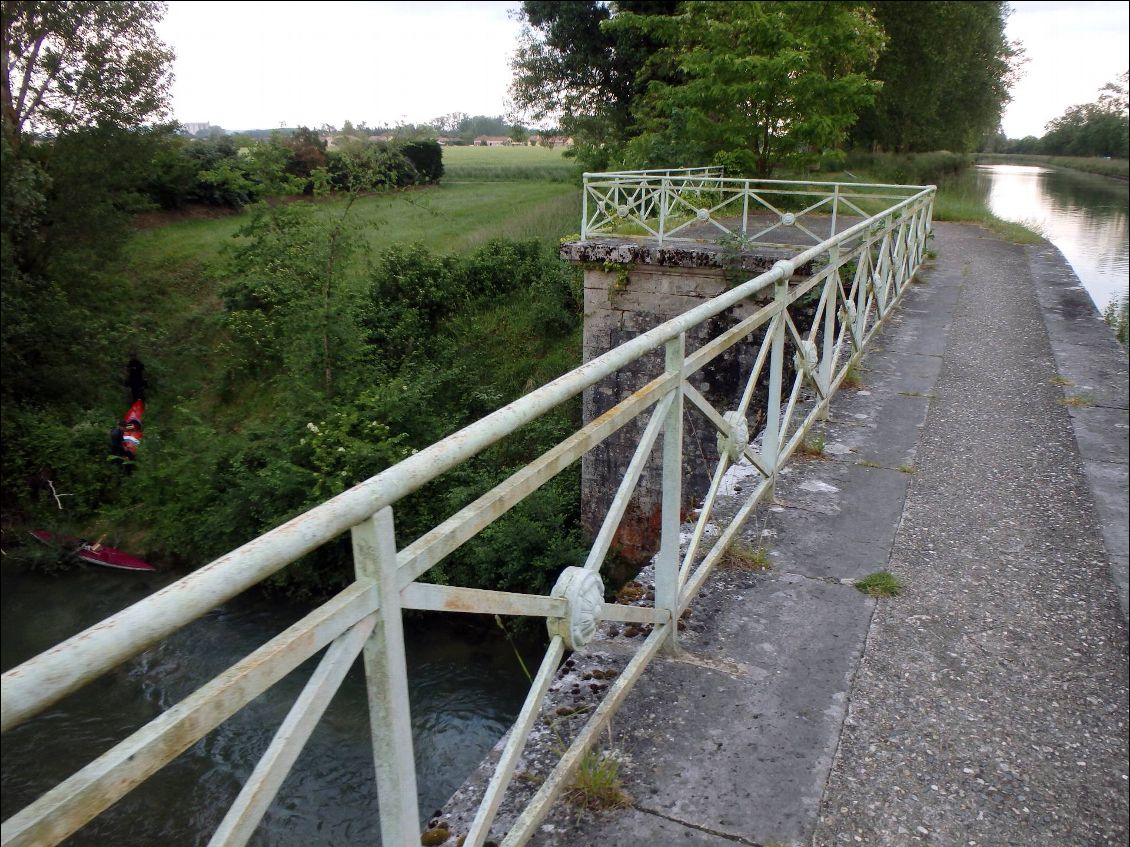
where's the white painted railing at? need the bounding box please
[582,169,931,247]
[0,171,935,847]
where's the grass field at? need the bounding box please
[442,144,581,182]
[125,180,581,274]
[118,150,585,430]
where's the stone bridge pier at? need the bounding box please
[560,238,814,569]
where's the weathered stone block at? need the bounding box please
[563,239,815,567]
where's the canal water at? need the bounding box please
[964,163,1129,313]
[0,563,538,846]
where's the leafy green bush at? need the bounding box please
[117,228,584,598]
[397,139,444,183]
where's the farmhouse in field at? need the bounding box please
[474,135,512,146]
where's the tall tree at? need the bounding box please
[614,1,885,175]
[1,1,174,411]
[851,1,1020,153]
[1,1,174,149]
[510,0,680,168]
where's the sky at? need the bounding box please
[1002,1,1129,138]
[155,0,1129,139]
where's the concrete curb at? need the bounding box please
[1026,241,1129,625]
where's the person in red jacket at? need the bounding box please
[121,418,142,458]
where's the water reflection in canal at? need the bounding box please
[0,564,538,846]
[966,163,1129,312]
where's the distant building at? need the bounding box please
[474,135,511,146]
[181,122,214,137]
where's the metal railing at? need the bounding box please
[0,169,936,847]
[582,169,931,247]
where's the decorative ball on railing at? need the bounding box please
[547,566,605,649]
[696,208,710,221]
[617,204,630,217]
[716,410,750,463]
[793,339,818,375]
[781,212,797,226]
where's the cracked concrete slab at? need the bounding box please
[763,463,912,581]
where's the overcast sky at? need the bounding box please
[155,1,1129,139]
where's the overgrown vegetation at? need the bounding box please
[1,4,597,602]
[1104,294,1129,346]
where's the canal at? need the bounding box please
[0,563,538,846]
[965,162,1129,314]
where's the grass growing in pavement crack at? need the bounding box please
[1058,394,1095,407]
[854,571,904,597]
[798,435,826,458]
[897,464,917,474]
[1049,375,1073,386]
[857,459,883,469]
[565,750,632,811]
[719,540,773,572]
[840,362,865,390]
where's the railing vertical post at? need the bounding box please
[352,507,419,847]
[581,174,590,241]
[656,333,685,654]
[741,180,750,239]
[659,177,669,245]
[830,184,840,237]
[818,246,838,420]
[763,269,790,495]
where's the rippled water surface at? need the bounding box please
[1,565,536,846]
[970,164,1129,311]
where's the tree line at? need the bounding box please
[510,0,1021,175]
[988,72,1129,159]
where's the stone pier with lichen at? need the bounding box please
[559,237,813,568]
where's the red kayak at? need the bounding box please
[30,530,156,572]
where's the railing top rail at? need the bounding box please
[590,166,722,176]
[0,182,936,734]
[584,171,934,192]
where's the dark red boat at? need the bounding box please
[30,530,156,572]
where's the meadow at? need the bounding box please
[441,144,581,182]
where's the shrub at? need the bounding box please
[397,139,444,183]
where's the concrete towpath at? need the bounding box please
[436,223,1128,847]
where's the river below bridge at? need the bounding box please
[965,162,1129,313]
[0,564,538,846]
